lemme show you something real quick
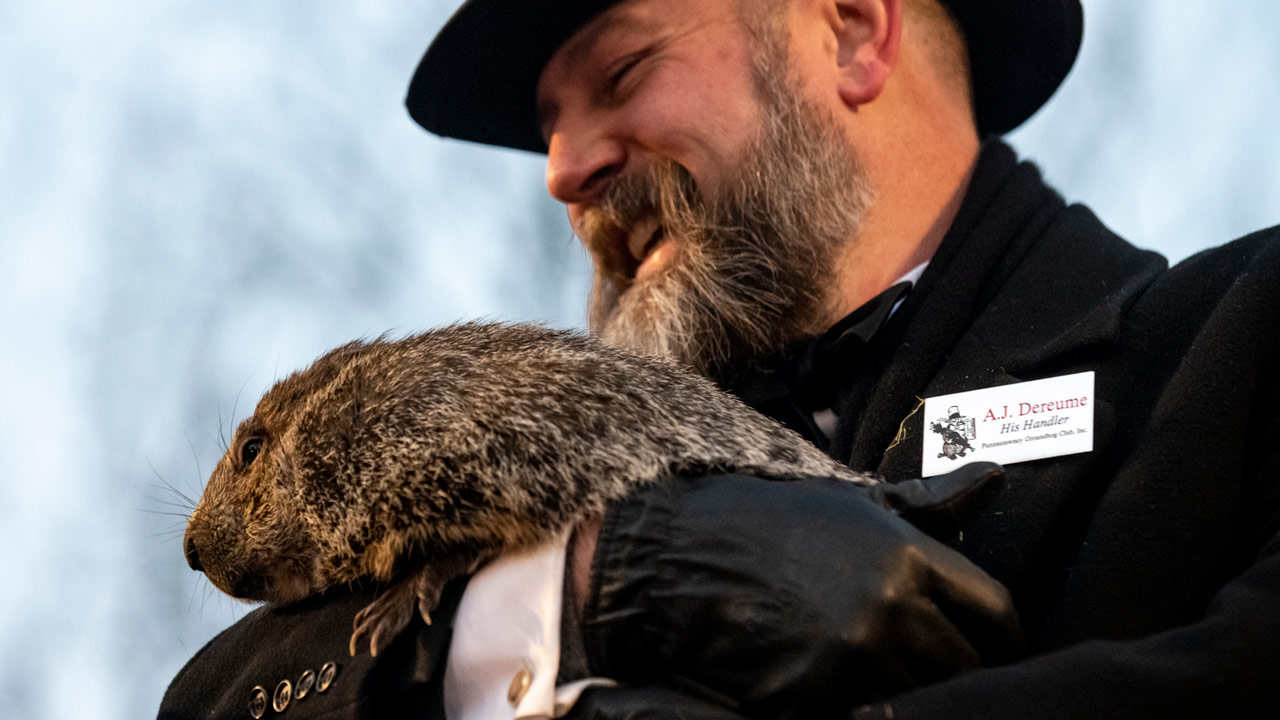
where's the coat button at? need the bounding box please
[248,686,268,719]
[317,662,338,693]
[273,680,292,712]
[295,669,316,700]
[507,667,533,707]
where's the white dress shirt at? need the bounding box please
[445,537,609,719]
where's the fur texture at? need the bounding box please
[184,322,874,654]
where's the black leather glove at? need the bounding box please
[562,686,748,720]
[862,461,1008,542]
[578,463,1021,720]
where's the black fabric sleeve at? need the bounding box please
[854,545,1280,719]
[157,581,463,720]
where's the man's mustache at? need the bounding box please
[573,162,704,271]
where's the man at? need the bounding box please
[160,0,1280,718]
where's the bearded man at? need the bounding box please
[159,1,1280,718]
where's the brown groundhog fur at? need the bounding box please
[184,321,875,655]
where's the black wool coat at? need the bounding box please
[157,581,464,720]
[837,140,1280,718]
[158,141,1280,719]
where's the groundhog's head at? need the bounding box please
[184,323,636,605]
[184,337,458,605]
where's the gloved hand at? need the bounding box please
[862,461,1008,542]
[575,463,1020,720]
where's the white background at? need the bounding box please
[1,1,1277,716]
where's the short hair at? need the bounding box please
[734,0,973,111]
[902,0,973,107]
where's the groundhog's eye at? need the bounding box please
[240,437,264,467]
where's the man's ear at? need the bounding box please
[831,0,901,108]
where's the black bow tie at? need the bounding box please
[735,281,913,446]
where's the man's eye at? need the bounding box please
[604,47,652,96]
[609,57,641,89]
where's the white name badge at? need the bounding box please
[920,371,1095,477]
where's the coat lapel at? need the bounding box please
[822,141,1169,634]
[831,141,1165,482]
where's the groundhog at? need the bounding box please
[183,321,875,656]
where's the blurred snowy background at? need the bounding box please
[0,0,1277,717]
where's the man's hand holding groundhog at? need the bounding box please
[564,463,1021,720]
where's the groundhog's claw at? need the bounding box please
[414,570,445,626]
[350,579,417,657]
[349,567,449,657]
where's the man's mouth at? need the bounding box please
[626,219,672,281]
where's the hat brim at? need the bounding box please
[407,0,1082,154]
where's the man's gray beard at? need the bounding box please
[578,57,873,386]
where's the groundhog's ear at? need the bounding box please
[291,379,368,483]
[329,376,368,445]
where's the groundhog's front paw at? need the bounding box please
[350,567,445,656]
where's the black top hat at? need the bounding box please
[406,0,1083,154]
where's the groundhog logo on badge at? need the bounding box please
[930,405,977,460]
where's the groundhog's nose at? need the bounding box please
[184,534,204,572]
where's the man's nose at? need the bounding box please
[545,128,626,205]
